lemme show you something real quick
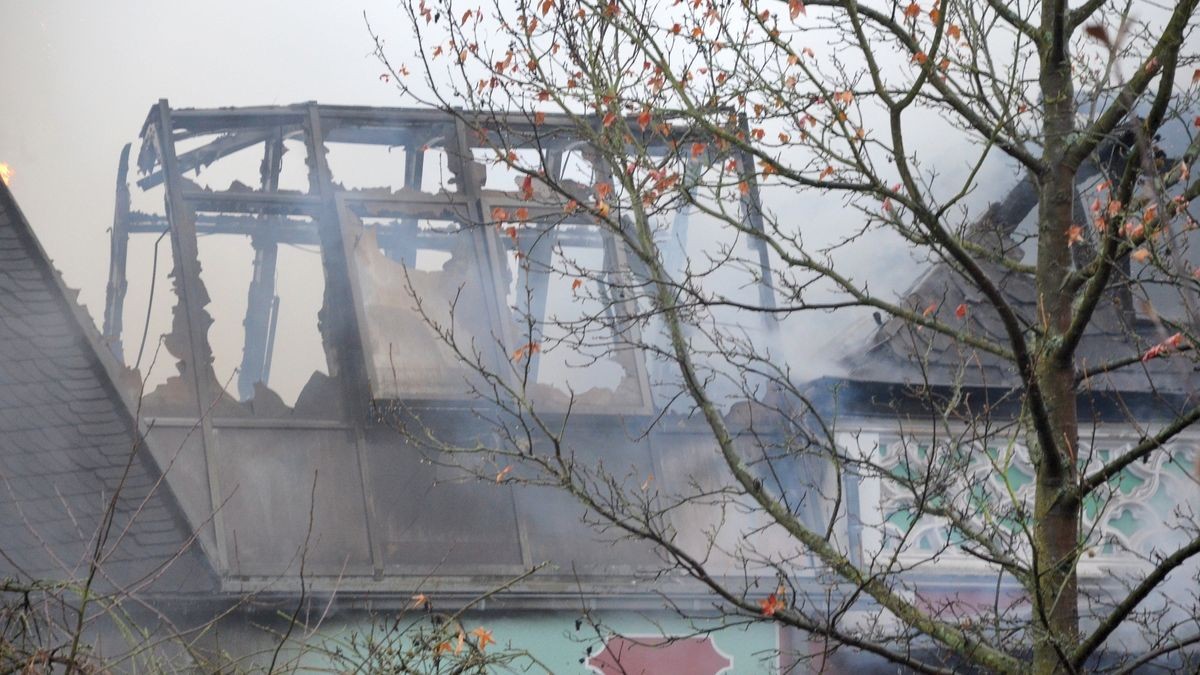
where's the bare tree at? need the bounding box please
[367,0,1200,672]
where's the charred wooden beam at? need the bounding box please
[238,130,285,400]
[103,143,132,361]
[152,99,229,572]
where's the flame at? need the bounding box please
[0,163,11,186]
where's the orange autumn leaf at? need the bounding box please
[637,108,652,130]
[904,2,921,18]
[1193,68,1200,84]
[472,627,496,650]
[833,90,854,105]
[505,226,519,243]
[738,180,750,196]
[922,302,938,317]
[564,199,579,213]
[571,278,583,291]
[819,166,834,180]
[912,51,928,65]
[595,181,613,200]
[596,200,611,217]
[1067,225,1084,245]
[1131,247,1151,263]
[411,593,429,608]
[602,111,618,128]
[1142,203,1159,225]
[955,303,968,319]
[519,175,534,200]
[759,593,785,616]
[533,111,546,126]
[491,206,509,222]
[690,142,707,158]
[495,465,513,483]
[541,0,554,15]
[789,0,806,20]
[947,24,961,40]
[515,207,529,221]
[512,342,541,361]
[929,7,940,22]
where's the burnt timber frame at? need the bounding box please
[104,101,777,421]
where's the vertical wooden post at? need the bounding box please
[152,99,228,572]
[303,104,386,577]
[238,130,284,400]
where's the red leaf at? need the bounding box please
[571,278,583,291]
[922,303,938,317]
[519,175,534,200]
[1084,24,1110,47]
[515,207,529,221]
[904,2,921,18]
[541,0,554,15]
[789,0,806,20]
[602,111,618,128]
[1142,332,1183,362]
[690,142,707,159]
[491,206,509,222]
[955,303,967,319]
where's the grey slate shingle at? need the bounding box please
[0,181,213,594]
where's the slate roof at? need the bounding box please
[0,181,213,594]
[843,211,1200,401]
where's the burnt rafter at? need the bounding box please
[105,101,776,421]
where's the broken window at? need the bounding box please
[339,198,505,400]
[496,206,652,413]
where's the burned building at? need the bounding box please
[1,99,1195,672]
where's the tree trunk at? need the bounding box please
[1033,1,1082,668]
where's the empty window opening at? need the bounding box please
[345,207,501,400]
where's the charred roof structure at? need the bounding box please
[94,100,806,602]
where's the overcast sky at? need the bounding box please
[0,1,411,315]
